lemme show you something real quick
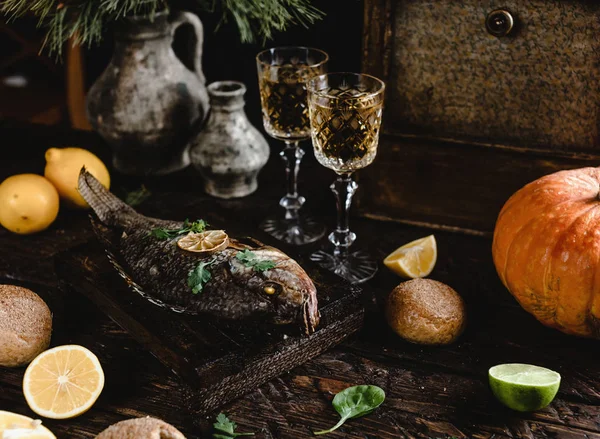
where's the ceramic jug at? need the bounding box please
[86,10,209,176]
[190,81,270,199]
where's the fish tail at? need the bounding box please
[78,167,138,227]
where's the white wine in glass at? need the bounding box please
[307,72,385,283]
[256,47,329,245]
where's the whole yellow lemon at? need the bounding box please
[44,147,110,208]
[0,174,59,234]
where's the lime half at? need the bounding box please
[489,363,561,412]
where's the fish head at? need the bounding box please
[234,247,320,334]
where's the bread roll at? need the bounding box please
[386,278,466,345]
[95,417,186,439]
[0,285,52,367]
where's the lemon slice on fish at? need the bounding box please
[177,230,229,254]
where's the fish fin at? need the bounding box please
[78,167,138,227]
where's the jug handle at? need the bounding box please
[170,11,206,84]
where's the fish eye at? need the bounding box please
[263,283,281,296]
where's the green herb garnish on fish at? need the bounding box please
[188,258,215,294]
[213,413,255,438]
[236,249,276,272]
[151,218,207,240]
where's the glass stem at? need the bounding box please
[279,141,306,222]
[329,173,357,261]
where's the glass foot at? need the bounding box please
[260,215,326,246]
[310,249,378,284]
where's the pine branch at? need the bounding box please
[217,0,323,43]
[0,0,323,56]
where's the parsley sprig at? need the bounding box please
[213,413,255,439]
[151,219,207,240]
[235,249,276,272]
[188,258,215,294]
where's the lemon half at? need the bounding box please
[23,345,105,419]
[0,410,56,438]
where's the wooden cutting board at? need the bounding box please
[54,241,364,415]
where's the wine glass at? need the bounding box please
[306,72,385,283]
[256,47,329,245]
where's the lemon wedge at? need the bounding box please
[177,230,229,254]
[383,235,437,279]
[23,345,105,419]
[0,410,56,438]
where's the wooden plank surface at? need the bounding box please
[1,125,600,438]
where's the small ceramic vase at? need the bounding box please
[190,81,270,198]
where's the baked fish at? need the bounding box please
[78,169,319,334]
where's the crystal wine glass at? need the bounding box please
[307,72,385,283]
[256,47,329,245]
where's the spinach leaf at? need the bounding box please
[314,385,385,435]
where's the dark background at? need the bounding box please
[86,0,364,129]
[0,0,364,129]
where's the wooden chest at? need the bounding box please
[358,0,600,233]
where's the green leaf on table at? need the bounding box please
[235,249,276,273]
[188,259,215,294]
[313,385,385,436]
[214,413,236,435]
[213,413,255,438]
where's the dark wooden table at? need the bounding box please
[1,124,599,439]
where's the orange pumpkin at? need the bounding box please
[493,167,600,338]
